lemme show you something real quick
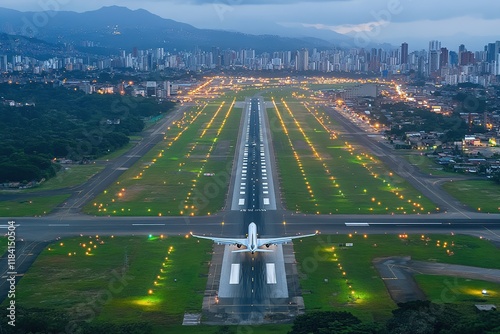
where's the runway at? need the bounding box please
[201,97,302,323]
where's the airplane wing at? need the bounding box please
[257,233,317,247]
[190,234,247,247]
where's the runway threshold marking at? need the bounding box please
[266,263,277,284]
[48,224,69,227]
[230,263,240,285]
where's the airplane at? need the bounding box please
[190,222,317,254]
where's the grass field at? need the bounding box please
[12,235,213,330]
[97,141,137,161]
[306,83,359,91]
[35,164,105,191]
[0,194,70,217]
[152,324,292,334]
[442,180,500,213]
[267,91,436,214]
[0,141,136,196]
[85,93,244,217]
[293,233,500,322]
[414,275,500,305]
[0,237,7,255]
[9,233,500,331]
[401,154,455,176]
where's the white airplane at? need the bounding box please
[191,222,317,254]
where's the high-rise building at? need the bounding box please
[460,51,475,66]
[400,42,409,64]
[296,48,309,71]
[211,46,221,68]
[449,51,459,67]
[0,55,7,71]
[440,47,449,68]
[429,40,441,52]
[495,53,500,75]
[487,43,496,62]
[428,40,441,75]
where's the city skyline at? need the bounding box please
[0,0,499,51]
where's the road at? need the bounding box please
[374,256,500,303]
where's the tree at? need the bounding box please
[290,311,380,334]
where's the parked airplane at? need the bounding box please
[191,222,317,254]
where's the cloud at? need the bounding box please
[303,21,389,35]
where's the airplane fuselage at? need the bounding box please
[248,222,258,253]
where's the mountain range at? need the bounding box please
[0,6,349,53]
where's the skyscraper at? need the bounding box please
[0,55,7,71]
[440,47,449,68]
[296,48,309,71]
[211,46,221,68]
[400,42,409,65]
[495,53,500,75]
[429,40,441,52]
[428,40,441,75]
[460,51,475,66]
[449,51,459,67]
[487,43,496,62]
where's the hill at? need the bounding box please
[0,6,333,53]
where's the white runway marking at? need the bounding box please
[266,263,277,284]
[230,264,240,285]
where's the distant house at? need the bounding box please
[464,136,481,147]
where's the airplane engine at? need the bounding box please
[265,244,270,248]
[237,244,242,248]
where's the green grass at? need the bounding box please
[0,194,70,216]
[0,141,136,195]
[268,91,436,214]
[13,236,212,328]
[414,275,500,305]
[153,324,292,334]
[35,165,104,191]
[85,91,251,217]
[293,233,500,322]
[442,180,500,213]
[97,141,137,161]
[401,154,454,176]
[0,237,7,255]
[306,83,359,91]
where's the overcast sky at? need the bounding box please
[1,0,499,51]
